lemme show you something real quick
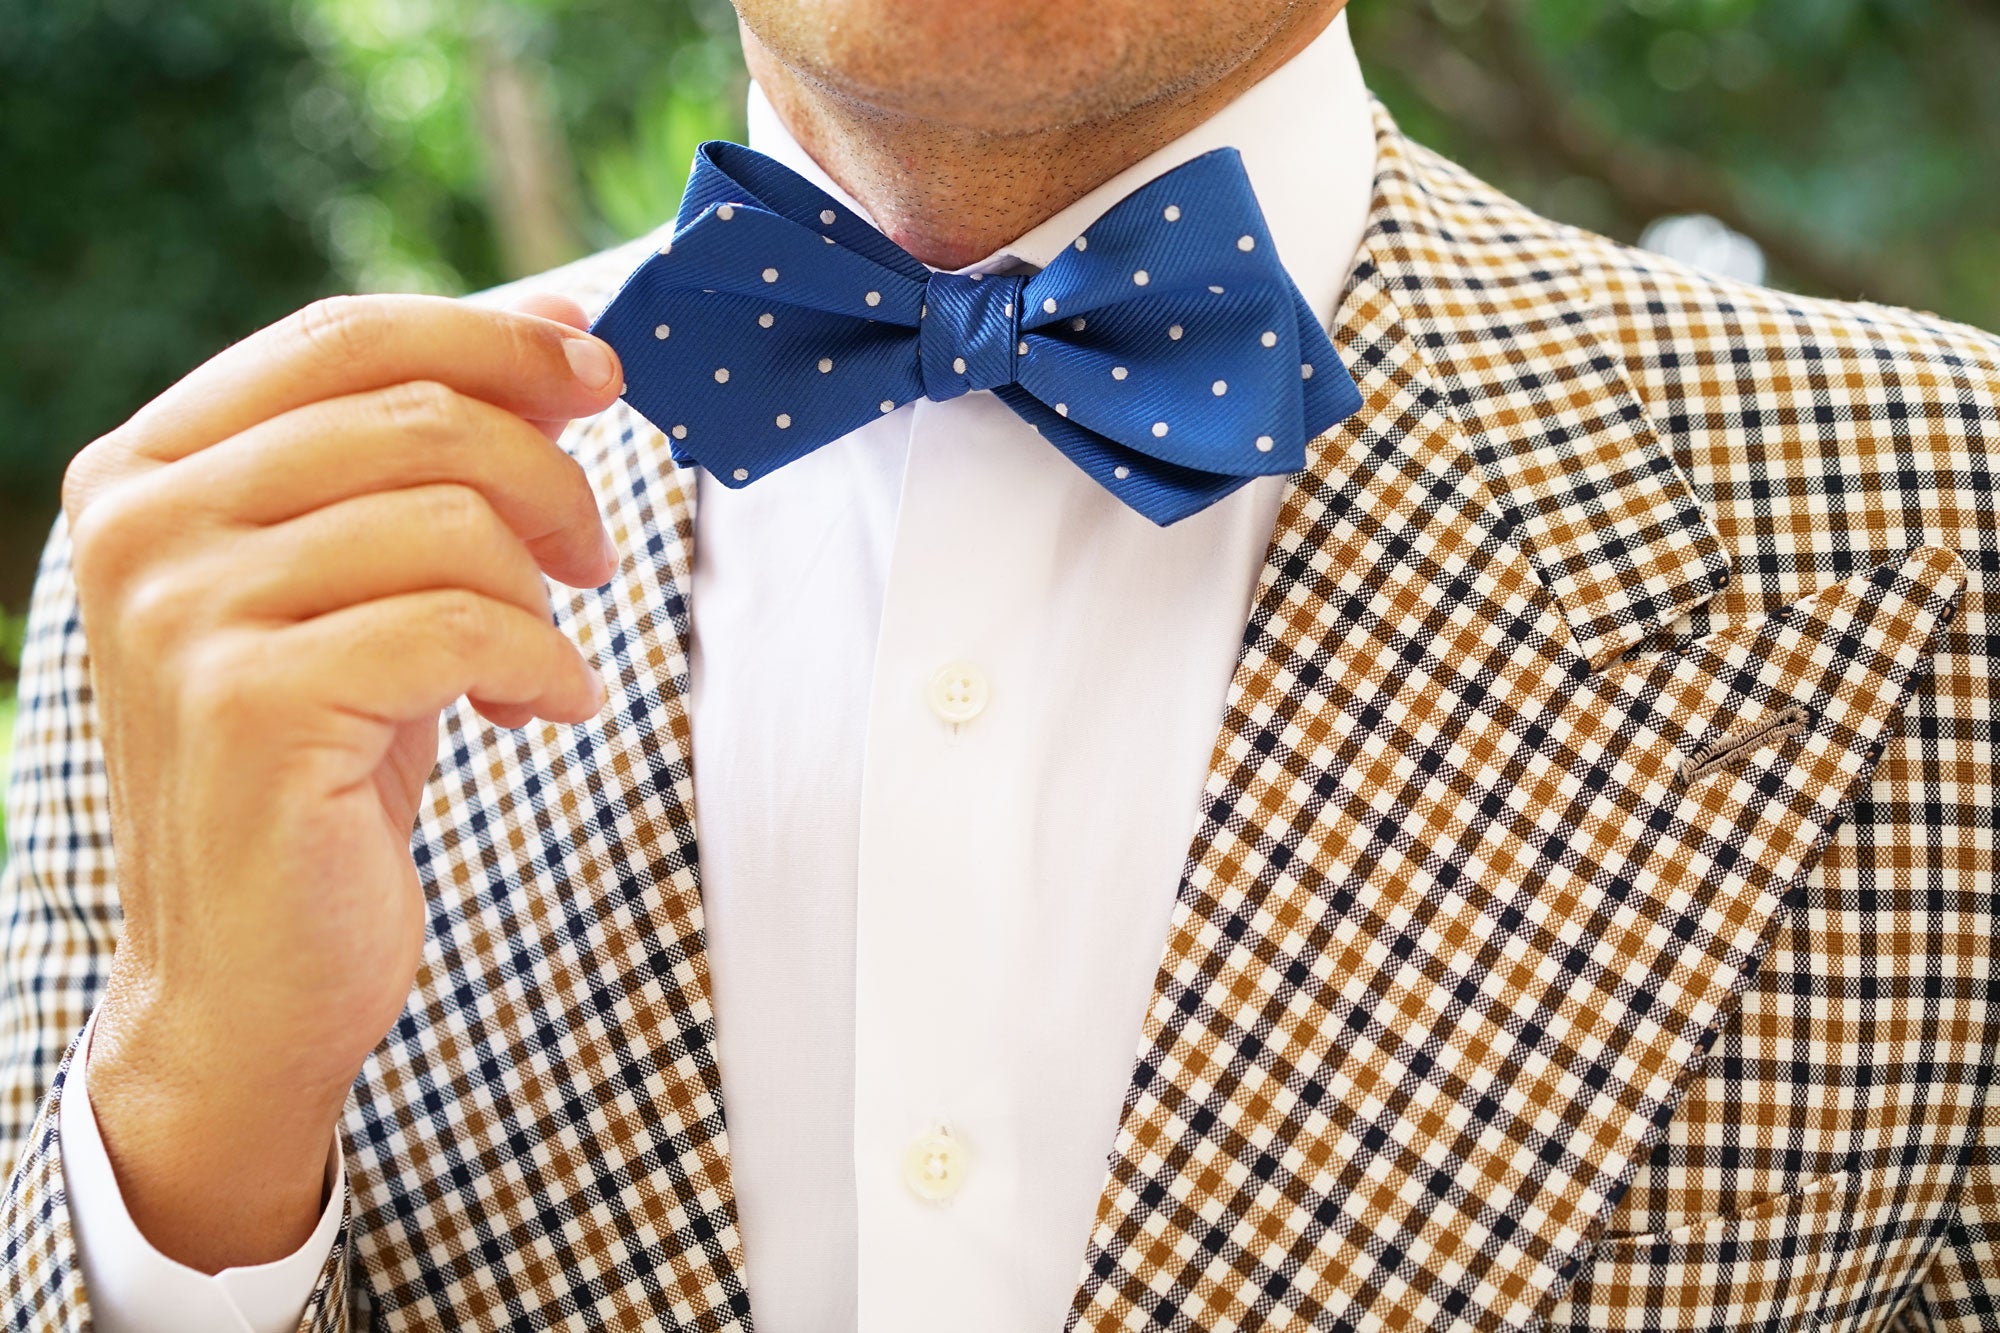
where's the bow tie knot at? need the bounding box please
[919,271,1027,401]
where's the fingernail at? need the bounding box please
[563,336,619,392]
[598,528,620,575]
[592,673,612,710]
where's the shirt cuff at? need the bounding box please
[58,1012,345,1333]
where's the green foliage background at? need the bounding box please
[3,0,1998,849]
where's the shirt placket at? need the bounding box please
[852,389,1063,1329]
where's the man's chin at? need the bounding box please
[734,0,1286,137]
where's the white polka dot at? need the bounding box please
[1163,204,1181,222]
[758,312,774,328]
[1237,234,1255,252]
[1209,284,1225,294]
[1114,465,1130,479]
[658,240,673,255]
[717,204,735,220]
[1111,366,1128,381]
[1018,340,1029,355]
[1071,316,1087,332]
[953,356,967,374]
[775,413,791,428]
[1133,269,1150,286]
[1301,362,1314,379]
[1255,435,1274,452]
[1043,297,1059,314]
[970,272,984,281]
[1152,421,1169,437]
[1055,402,1069,417]
[820,208,836,224]
[880,399,895,413]
[866,290,882,307]
[818,357,833,373]
[1073,237,1087,252]
[654,324,670,339]
[1260,330,1278,348]
[671,424,687,439]
[920,304,927,319]
[732,467,749,480]
[1212,379,1228,396]
[714,367,730,383]
[823,235,835,244]
[762,267,779,283]
[1168,324,1183,341]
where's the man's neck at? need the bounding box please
[739,10,1343,270]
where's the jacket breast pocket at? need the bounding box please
[1541,1170,1861,1333]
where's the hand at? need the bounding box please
[59,292,623,1271]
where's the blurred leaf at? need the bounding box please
[0,0,371,583]
[585,86,737,239]
[0,610,22,675]
[1349,0,2000,321]
[0,607,19,865]
[0,692,13,863]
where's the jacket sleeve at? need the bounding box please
[0,518,356,1332]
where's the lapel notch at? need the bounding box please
[1360,105,1731,670]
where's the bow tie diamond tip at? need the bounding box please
[592,141,1362,524]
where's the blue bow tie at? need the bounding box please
[592,142,1363,525]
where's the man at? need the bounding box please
[1,0,1994,1329]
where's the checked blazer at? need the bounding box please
[3,102,1997,1333]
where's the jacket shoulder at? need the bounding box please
[1389,127,2000,393]
[1570,224,2000,419]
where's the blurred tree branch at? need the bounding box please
[473,29,585,278]
[1367,0,1901,302]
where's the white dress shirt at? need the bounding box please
[59,14,1376,1330]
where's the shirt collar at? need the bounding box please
[743,10,1376,327]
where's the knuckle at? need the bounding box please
[66,480,154,596]
[378,378,464,443]
[430,589,496,655]
[60,434,121,523]
[119,568,202,651]
[179,636,265,730]
[291,295,379,366]
[416,482,495,544]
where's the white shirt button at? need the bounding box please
[903,1128,969,1202]
[926,661,989,724]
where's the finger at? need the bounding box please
[114,294,625,466]
[157,381,616,587]
[508,293,597,443]
[509,291,590,331]
[214,484,552,626]
[274,590,605,727]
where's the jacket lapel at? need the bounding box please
[1067,112,1964,1333]
[1362,110,1730,669]
[344,403,753,1331]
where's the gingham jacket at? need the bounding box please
[3,103,1996,1333]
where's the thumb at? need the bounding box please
[508,291,602,439]
[509,290,592,333]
